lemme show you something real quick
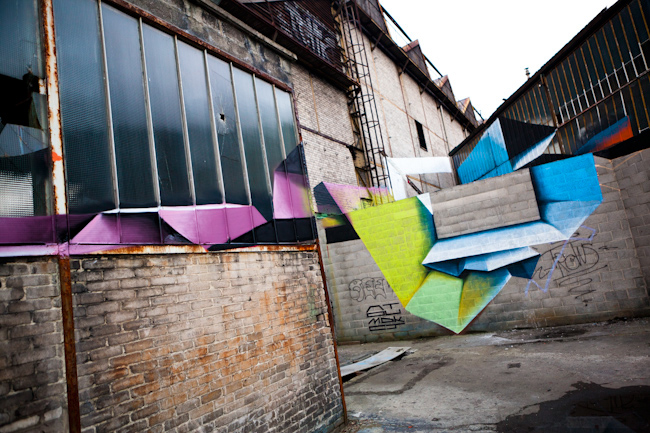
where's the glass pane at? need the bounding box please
[256,79,284,179]
[178,41,222,205]
[596,30,614,75]
[143,24,192,206]
[54,0,116,213]
[605,23,622,68]
[0,0,52,223]
[0,0,43,80]
[588,38,606,80]
[621,8,640,58]
[630,1,648,44]
[102,4,156,208]
[276,90,299,156]
[233,68,273,221]
[207,55,247,205]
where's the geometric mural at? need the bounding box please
[329,154,602,333]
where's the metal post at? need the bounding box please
[42,0,81,431]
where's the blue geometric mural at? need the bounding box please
[338,154,602,333]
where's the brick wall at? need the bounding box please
[325,156,650,342]
[613,148,650,289]
[70,251,342,433]
[0,257,68,432]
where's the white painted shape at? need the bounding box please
[387,157,453,201]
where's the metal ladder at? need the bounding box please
[339,0,391,201]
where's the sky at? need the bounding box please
[377,0,619,119]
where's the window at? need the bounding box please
[50,0,313,245]
[416,120,427,151]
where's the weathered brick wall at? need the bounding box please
[294,64,358,203]
[325,157,650,342]
[0,257,68,432]
[613,148,650,289]
[70,251,342,433]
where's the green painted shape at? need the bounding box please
[346,196,435,306]
[405,271,464,333]
[406,269,511,334]
[457,269,510,330]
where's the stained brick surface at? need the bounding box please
[0,257,68,433]
[71,251,342,433]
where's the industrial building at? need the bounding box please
[2,0,649,432]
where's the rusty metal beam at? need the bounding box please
[316,242,348,426]
[43,0,80,431]
[42,0,66,217]
[78,243,317,255]
[58,257,80,433]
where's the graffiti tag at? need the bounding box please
[526,226,615,300]
[367,303,405,332]
[349,278,389,302]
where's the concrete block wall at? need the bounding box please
[473,157,649,331]
[325,156,650,342]
[0,257,68,433]
[430,169,539,238]
[613,148,650,289]
[320,236,439,343]
[70,251,342,433]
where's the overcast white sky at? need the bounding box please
[377,0,619,119]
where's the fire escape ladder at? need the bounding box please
[340,0,391,200]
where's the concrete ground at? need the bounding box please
[335,318,650,432]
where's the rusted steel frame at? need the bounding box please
[58,257,81,433]
[316,242,348,425]
[42,0,81,431]
[103,0,293,93]
[82,243,317,255]
[540,74,565,153]
[370,32,383,51]
[301,125,352,147]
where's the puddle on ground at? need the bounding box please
[496,382,650,432]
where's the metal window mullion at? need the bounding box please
[174,36,197,206]
[138,18,161,207]
[639,42,648,71]
[631,51,639,77]
[203,50,226,205]
[230,65,253,206]
[97,0,121,213]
